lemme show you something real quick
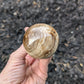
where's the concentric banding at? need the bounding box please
[23,23,59,59]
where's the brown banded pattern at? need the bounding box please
[23,23,59,59]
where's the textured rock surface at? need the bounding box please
[0,0,84,84]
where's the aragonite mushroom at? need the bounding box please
[23,23,59,59]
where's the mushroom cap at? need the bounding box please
[23,23,59,59]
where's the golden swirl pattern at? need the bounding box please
[23,23,59,59]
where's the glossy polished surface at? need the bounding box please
[23,24,59,59]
